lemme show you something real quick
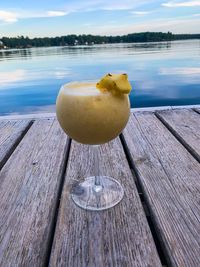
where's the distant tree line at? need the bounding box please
[0,32,200,49]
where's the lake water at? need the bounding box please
[0,39,200,116]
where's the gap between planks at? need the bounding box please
[193,108,200,115]
[44,137,72,267]
[155,110,200,164]
[119,134,168,266]
[0,120,34,171]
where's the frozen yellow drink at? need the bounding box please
[56,81,130,145]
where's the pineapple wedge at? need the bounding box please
[96,73,132,94]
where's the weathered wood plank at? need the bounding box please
[49,138,162,267]
[171,104,200,110]
[123,112,200,267]
[0,118,68,266]
[131,105,200,113]
[156,108,200,162]
[0,120,32,169]
[0,113,56,121]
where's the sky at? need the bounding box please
[0,0,200,37]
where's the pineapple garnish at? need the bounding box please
[96,73,132,94]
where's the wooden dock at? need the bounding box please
[0,105,200,266]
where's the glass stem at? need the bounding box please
[93,145,100,185]
[92,145,102,192]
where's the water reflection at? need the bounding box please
[0,40,200,116]
[0,40,198,61]
[0,48,32,61]
[0,41,173,61]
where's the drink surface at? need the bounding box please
[56,82,130,145]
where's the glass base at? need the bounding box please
[71,176,124,211]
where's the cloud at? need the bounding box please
[102,5,139,10]
[62,0,156,12]
[102,0,157,10]
[0,10,18,23]
[131,11,151,15]
[83,23,92,26]
[47,11,68,17]
[162,1,200,7]
[0,9,68,23]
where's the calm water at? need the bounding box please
[0,40,200,116]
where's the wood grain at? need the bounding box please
[123,112,200,267]
[0,118,68,266]
[49,138,162,267]
[0,119,32,169]
[156,108,200,162]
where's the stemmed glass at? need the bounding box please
[56,80,130,210]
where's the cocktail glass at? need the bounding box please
[56,80,130,210]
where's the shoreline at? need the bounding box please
[1,32,200,50]
[1,39,200,51]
